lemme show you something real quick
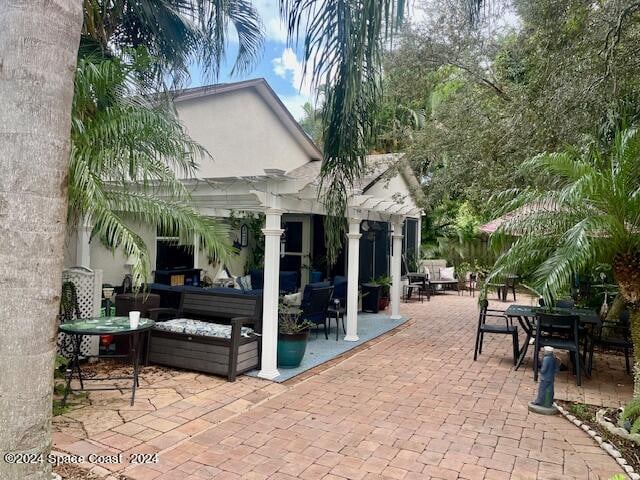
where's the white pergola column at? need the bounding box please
[76,216,92,268]
[345,218,362,342]
[390,217,404,320]
[258,208,283,380]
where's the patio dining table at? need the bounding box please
[504,304,601,370]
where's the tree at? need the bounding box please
[0,2,83,479]
[70,52,232,285]
[380,0,640,216]
[82,0,264,84]
[298,102,324,148]
[486,126,640,394]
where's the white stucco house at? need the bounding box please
[64,78,424,380]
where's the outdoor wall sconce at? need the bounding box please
[240,224,248,248]
[234,224,249,250]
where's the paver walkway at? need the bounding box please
[54,294,631,479]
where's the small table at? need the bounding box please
[59,317,155,406]
[504,305,600,370]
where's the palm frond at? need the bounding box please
[82,0,264,84]
[70,54,233,285]
[485,125,640,306]
[280,0,405,263]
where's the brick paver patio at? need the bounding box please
[53,294,631,479]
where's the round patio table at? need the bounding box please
[59,317,154,406]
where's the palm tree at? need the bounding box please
[280,0,485,262]
[486,126,640,394]
[70,52,232,285]
[0,2,83,480]
[82,0,264,84]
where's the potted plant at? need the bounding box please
[277,304,313,368]
[371,275,392,310]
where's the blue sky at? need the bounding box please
[186,2,518,121]
[188,1,313,121]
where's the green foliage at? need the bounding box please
[54,355,69,379]
[298,102,324,148]
[370,275,392,297]
[486,126,640,307]
[421,200,496,271]
[52,356,88,416]
[380,0,640,217]
[569,402,590,420]
[621,397,640,434]
[228,211,265,272]
[278,303,313,334]
[70,52,232,285]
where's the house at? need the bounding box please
[64,78,424,380]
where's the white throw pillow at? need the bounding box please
[236,275,252,291]
[283,292,303,306]
[440,267,455,281]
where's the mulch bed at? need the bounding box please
[557,400,640,472]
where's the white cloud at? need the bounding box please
[253,0,288,43]
[272,47,313,96]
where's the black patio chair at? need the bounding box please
[474,299,519,365]
[404,273,431,302]
[487,274,517,302]
[534,312,583,386]
[587,309,632,375]
[300,284,334,339]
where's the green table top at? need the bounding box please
[59,317,155,335]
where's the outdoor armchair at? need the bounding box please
[474,299,519,365]
[587,309,632,375]
[300,283,334,339]
[534,312,583,386]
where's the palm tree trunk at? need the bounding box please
[606,294,626,321]
[630,307,640,397]
[614,251,640,397]
[0,2,82,479]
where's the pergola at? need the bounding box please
[73,155,423,380]
[183,162,422,380]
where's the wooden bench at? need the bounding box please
[147,290,262,381]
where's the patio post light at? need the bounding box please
[257,208,284,380]
[390,217,404,320]
[345,218,362,341]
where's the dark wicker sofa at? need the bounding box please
[147,290,262,381]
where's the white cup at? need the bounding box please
[129,311,141,329]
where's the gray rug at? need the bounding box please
[246,312,409,382]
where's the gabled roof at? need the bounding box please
[286,153,426,210]
[169,78,322,161]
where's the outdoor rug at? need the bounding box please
[246,312,409,382]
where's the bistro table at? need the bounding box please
[59,316,155,406]
[504,304,601,370]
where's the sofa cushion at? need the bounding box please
[154,318,255,339]
[249,269,298,293]
[439,267,455,281]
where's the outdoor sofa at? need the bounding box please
[146,290,262,381]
